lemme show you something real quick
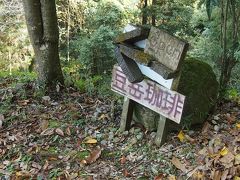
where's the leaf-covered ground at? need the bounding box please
[0,77,240,180]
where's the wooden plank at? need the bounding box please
[111,65,185,124]
[145,27,189,71]
[137,63,173,89]
[119,44,152,66]
[119,97,135,132]
[155,115,168,146]
[150,61,178,79]
[115,27,150,44]
[114,46,144,83]
[123,24,146,49]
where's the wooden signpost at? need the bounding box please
[112,25,189,146]
[112,65,185,124]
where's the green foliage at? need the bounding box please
[141,0,195,36]
[0,1,33,71]
[189,3,240,93]
[59,0,134,96]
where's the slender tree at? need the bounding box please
[142,0,148,25]
[203,0,239,96]
[22,0,64,88]
[152,0,156,26]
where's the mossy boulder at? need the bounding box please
[133,58,219,131]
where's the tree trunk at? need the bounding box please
[219,0,229,95]
[152,0,156,26]
[219,0,238,97]
[142,0,148,25]
[22,0,64,87]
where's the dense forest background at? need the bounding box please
[0,0,239,98]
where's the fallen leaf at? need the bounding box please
[198,147,208,155]
[16,171,31,178]
[168,175,176,180]
[84,147,101,164]
[187,166,203,179]
[120,156,126,164]
[234,154,240,165]
[177,130,185,142]
[220,151,234,165]
[236,123,240,129]
[225,114,235,123]
[123,169,131,177]
[0,114,4,129]
[17,99,30,106]
[43,160,49,170]
[40,120,49,131]
[221,169,229,180]
[40,128,54,136]
[220,147,229,156]
[55,128,64,136]
[98,114,110,120]
[32,162,42,170]
[185,134,196,143]
[234,177,240,180]
[66,127,71,136]
[212,170,221,180]
[202,122,211,134]
[154,173,164,180]
[84,137,97,144]
[192,171,204,180]
[171,157,187,173]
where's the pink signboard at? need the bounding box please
[111,65,185,124]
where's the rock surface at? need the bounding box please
[133,58,219,131]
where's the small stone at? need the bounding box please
[42,96,51,102]
[130,137,137,145]
[100,140,107,146]
[123,131,129,136]
[220,123,228,129]
[136,133,143,140]
[150,132,156,138]
[108,132,114,140]
[188,130,195,136]
[129,128,135,134]
[134,128,141,134]
[51,102,58,106]
[214,125,220,132]
[113,137,120,143]
[136,155,144,161]
[167,152,173,158]
[211,120,217,125]
[213,115,220,121]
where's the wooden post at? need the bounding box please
[155,115,168,146]
[154,73,181,146]
[119,97,135,132]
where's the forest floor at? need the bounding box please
[0,76,240,180]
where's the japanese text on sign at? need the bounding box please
[111,65,185,124]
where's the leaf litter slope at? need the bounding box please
[0,77,239,179]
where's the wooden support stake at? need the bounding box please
[119,97,135,132]
[155,115,168,146]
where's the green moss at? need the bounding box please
[49,120,60,128]
[178,58,219,126]
[135,51,152,64]
[75,151,90,160]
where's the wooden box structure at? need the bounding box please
[112,25,189,146]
